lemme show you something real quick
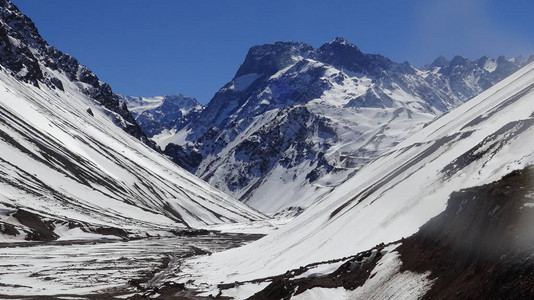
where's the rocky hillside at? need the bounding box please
[0,0,266,242]
[0,0,155,147]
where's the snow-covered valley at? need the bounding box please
[1,0,534,298]
[0,233,264,297]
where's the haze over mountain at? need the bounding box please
[126,38,528,215]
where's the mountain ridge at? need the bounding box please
[147,37,527,215]
[0,0,155,148]
[176,61,534,296]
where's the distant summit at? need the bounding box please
[121,94,203,138]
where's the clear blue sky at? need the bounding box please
[11,0,534,104]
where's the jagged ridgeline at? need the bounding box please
[130,37,528,215]
[178,59,534,298]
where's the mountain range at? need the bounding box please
[124,37,530,215]
[178,58,534,299]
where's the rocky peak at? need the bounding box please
[325,36,360,48]
[449,55,471,68]
[316,37,393,75]
[429,55,450,69]
[162,94,201,110]
[234,41,314,78]
[436,55,475,76]
[476,56,493,67]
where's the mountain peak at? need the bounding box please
[320,37,362,52]
[429,55,449,69]
[162,94,200,108]
[449,55,471,67]
[327,37,357,47]
[234,41,314,78]
[317,37,394,75]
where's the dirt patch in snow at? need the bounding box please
[12,209,58,241]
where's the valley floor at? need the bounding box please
[0,232,264,299]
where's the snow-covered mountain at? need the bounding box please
[0,0,265,242]
[120,94,204,140]
[156,38,527,215]
[0,0,158,149]
[178,60,534,299]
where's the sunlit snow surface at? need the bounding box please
[177,62,534,293]
[0,66,265,239]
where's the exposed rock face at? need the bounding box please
[398,166,534,299]
[153,38,525,214]
[0,0,154,147]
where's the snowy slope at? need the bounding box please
[0,0,265,241]
[160,38,525,215]
[0,0,156,148]
[0,65,265,241]
[0,66,266,240]
[178,62,534,288]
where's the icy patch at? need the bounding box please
[523,203,534,208]
[204,218,292,235]
[55,225,122,241]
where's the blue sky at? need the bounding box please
[11,0,534,104]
